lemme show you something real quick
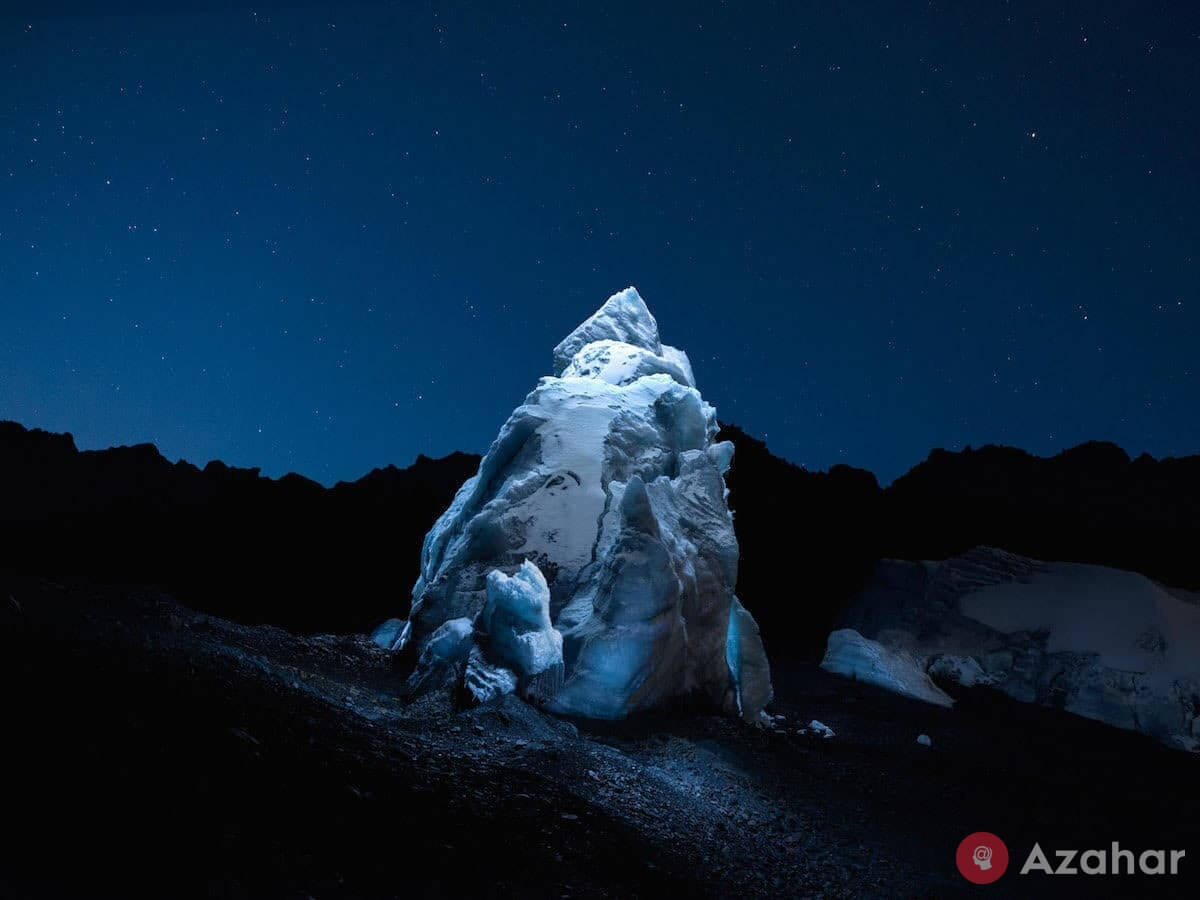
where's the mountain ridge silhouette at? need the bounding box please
[3,418,1197,654]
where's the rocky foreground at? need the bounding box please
[4,576,1197,899]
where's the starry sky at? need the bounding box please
[2,1,1197,485]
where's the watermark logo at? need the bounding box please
[1019,842,1186,876]
[956,834,1187,881]
[956,832,1009,884]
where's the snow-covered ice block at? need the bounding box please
[820,628,954,708]
[384,286,772,722]
[833,548,1200,752]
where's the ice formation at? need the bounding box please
[824,547,1200,752]
[820,628,954,708]
[473,561,564,702]
[385,287,772,721]
[369,617,406,650]
[807,720,835,739]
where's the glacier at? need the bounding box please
[383,287,772,721]
[823,547,1200,752]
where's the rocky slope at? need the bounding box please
[4,574,1197,898]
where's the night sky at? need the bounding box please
[2,1,1197,485]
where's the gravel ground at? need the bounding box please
[2,575,1196,899]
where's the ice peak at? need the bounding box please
[391,285,771,722]
[552,286,662,374]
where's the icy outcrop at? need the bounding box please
[391,287,772,721]
[464,647,520,704]
[928,654,997,688]
[476,562,563,683]
[370,618,407,650]
[825,547,1200,752]
[808,720,835,739]
[820,629,954,708]
[406,617,474,696]
[550,287,668,374]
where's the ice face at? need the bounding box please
[551,286,664,374]
[820,628,954,708]
[369,617,406,651]
[407,616,474,696]
[391,286,773,721]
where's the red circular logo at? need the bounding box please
[956,832,1009,884]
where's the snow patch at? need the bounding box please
[960,562,1200,682]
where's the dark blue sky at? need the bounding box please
[2,1,1197,484]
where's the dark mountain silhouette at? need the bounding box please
[2,419,1198,653]
[717,425,885,657]
[0,421,479,634]
[884,440,1200,590]
[717,425,1200,657]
